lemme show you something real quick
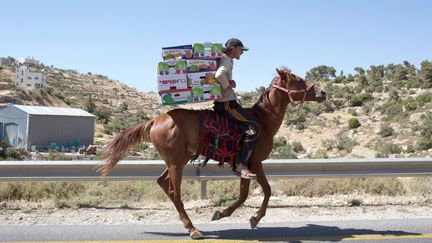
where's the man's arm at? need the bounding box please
[215,66,230,90]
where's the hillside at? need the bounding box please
[1,59,432,159]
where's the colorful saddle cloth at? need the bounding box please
[199,110,247,165]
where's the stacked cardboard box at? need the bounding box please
[157,42,223,105]
[157,59,191,105]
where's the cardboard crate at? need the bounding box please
[191,84,222,102]
[162,45,193,60]
[157,73,188,91]
[157,59,187,76]
[186,59,217,73]
[187,71,217,86]
[159,88,192,105]
[193,42,223,59]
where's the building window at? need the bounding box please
[21,78,23,83]
[27,84,32,87]
[35,84,41,88]
[35,77,39,80]
[28,76,32,80]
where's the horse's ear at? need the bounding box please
[276,68,285,77]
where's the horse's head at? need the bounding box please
[273,68,326,104]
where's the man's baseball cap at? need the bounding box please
[225,38,249,51]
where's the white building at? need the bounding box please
[15,66,46,90]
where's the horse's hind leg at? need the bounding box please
[211,178,250,221]
[156,168,173,201]
[167,164,203,239]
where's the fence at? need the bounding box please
[1,158,432,199]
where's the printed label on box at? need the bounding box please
[159,88,192,105]
[157,59,187,76]
[162,45,193,60]
[193,42,223,59]
[187,71,217,87]
[192,84,222,102]
[186,59,217,73]
[157,73,188,91]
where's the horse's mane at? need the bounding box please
[251,73,282,115]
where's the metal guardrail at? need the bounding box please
[1,158,432,198]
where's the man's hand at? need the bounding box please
[229,80,236,88]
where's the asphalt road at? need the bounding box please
[0,218,431,242]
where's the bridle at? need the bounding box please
[272,77,315,107]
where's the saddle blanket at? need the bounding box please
[199,110,246,165]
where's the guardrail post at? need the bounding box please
[200,180,207,199]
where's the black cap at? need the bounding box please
[225,38,249,51]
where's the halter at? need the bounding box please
[272,80,315,107]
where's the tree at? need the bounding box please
[305,65,336,82]
[367,65,384,82]
[83,95,96,113]
[419,60,432,88]
[354,67,365,76]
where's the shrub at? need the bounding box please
[377,143,402,156]
[378,124,394,137]
[95,108,112,124]
[417,138,432,150]
[349,96,363,107]
[291,141,305,153]
[273,137,287,148]
[270,142,298,159]
[416,93,432,106]
[348,198,362,207]
[380,101,403,120]
[348,118,361,129]
[403,96,418,111]
[336,134,356,153]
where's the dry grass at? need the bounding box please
[1,177,431,209]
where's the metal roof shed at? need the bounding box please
[0,104,95,151]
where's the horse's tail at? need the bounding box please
[98,119,154,177]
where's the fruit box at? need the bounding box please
[192,42,223,59]
[159,88,192,105]
[187,71,217,87]
[162,45,193,60]
[157,73,188,91]
[157,59,187,76]
[191,84,222,102]
[186,59,217,73]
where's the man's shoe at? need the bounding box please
[234,168,256,180]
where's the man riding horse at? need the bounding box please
[213,38,260,180]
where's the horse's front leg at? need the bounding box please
[211,178,250,220]
[249,161,271,229]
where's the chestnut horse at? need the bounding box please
[99,68,326,239]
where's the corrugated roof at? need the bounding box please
[12,105,95,117]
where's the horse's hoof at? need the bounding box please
[190,229,203,239]
[211,211,222,221]
[249,216,259,229]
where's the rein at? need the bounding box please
[271,82,315,107]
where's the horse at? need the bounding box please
[99,68,326,239]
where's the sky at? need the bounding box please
[1,0,432,92]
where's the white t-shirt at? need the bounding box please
[215,54,237,101]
